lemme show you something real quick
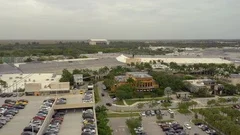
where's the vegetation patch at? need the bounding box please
[108,112,140,118]
[126,117,142,135]
[114,100,125,105]
[95,106,113,135]
[94,87,100,103]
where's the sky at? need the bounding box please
[0,0,239,40]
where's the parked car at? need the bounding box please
[184,123,191,130]
[106,103,112,106]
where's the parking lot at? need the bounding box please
[59,109,83,135]
[0,96,46,135]
[109,118,129,135]
[139,109,207,135]
[142,117,164,135]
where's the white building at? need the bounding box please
[73,74,84,86]
[88,39,110,45]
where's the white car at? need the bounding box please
[141,112,146,116]
[184,123,191,130]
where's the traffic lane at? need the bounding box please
[109,118,129,135]
[59,109,83,135]
[142,116,165,135]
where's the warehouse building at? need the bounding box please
[88,39,110,45]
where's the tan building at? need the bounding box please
[113,72,159,92]
[25,82,70,96]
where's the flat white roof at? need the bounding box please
[89,39,108,42]
[140,58,232,64]
[0,73,61,92]
[116,55,232,64]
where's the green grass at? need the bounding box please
[114,100,125,105]
[94,87,100,103]
[125,97,167,105]
[178,109,191,114]
[107,112,140,118]
[191,119,205,124]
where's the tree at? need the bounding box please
[161,102,171,109]
[115,84,135,100]
[24,57,33,62]
[231,97,238,103]
[164,87,172,100]
[127,77,135,85]
[0,80,7,88]
[194,88,209,97]
[95,105,112,135]
[59,69,74,85]
[194,113,198,119]
[218,98,227,104]
[207,99,216,106]
[103,79,115,90]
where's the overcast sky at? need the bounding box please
[0,0,239,40]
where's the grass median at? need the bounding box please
[108,112,140,118]
[125,97,167,105]
[94,87,101,103]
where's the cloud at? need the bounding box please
[0,0,239,39]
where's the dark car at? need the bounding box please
[4,111,16,116]
[194,122,202,126]
[154,109,161,115]
[4,99,16,104]
[6,93,13,97]
[14,104,25,109]
[0,93,7,98]
[0,123,3,128]
[23,126,39,133]
[106,103,112,106]
[101,93,105,96]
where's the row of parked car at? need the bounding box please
[44,110,65,135]
[0,99,28,128]
[82,91,93,103]
[81,109,96,135]
[159,121,187,135]
[141,109,164,116]
[195,122,217,135]
[21,98,55,135]
[0,93,24,98]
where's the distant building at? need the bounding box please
[151,63,169,70]
[88,39,110,45]
[73,74,84,86]
[113,72,159,92]
[185,79,223,95]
